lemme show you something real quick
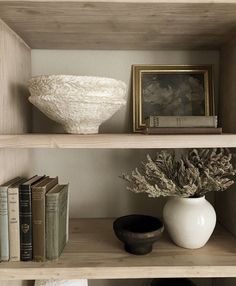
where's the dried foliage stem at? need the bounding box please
[122,148,235,198]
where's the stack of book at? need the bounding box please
[0,175,69,262]
[144,116,222,134]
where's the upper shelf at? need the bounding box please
[0,1,236,50]
[0,134,236,149]
[0,219,236,280]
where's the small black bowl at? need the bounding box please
[150,278,196,286]
[113,214,164,255]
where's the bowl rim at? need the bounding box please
[28,74,127,86]
[113,214,164,238]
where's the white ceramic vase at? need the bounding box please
[163,196,216,249]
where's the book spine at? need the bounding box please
[8,188,20,261]
[148,116,217,128]
[0,187,9,261]
[58,189,68,257]
[32,189,46,262]
[144,127,222,135]
[19,186,33,261]
[46,194,59,260]
[66,187,69,243]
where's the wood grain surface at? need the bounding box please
[0,19,31,135]
[0,219,236,280]
[0,2,236,49]
[0,133,235,149]
[0,18,32,286]
[0,19,31,183]
[216,40,236,241]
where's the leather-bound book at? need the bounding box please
[32,176,58,262]
[0,177,22,261]
[8,178,27,261]
[19,175,45,261]
[46,184,69,261]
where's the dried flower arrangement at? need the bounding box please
[122,148,236,198]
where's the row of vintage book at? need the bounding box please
[0,175,69,262]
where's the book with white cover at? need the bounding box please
[8,178,27,261]
[0,177,22,261]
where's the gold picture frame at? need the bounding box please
[132,65,214,132]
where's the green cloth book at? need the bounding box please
[32,176,58,262]
[46,184,69,261]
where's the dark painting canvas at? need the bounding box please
[141,73,206,119]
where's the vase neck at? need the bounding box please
[175,196,205,204]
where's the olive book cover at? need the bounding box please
[46,184,69,260]
[32,176,58,262]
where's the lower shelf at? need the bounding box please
[1,219,236,280]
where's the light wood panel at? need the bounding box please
[0,2,236,50]
[219,40,236,133]
[0,19,31,182]
[216,40,236,242]
[0,134,235,149]
[0,18,32,286]
[0,18,31,182]
[0,19,31,135]
[0,149,30,185]
[1,0,236,2]
[0,219,236,280]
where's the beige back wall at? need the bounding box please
[31,50,219,219]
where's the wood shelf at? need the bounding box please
[0,219,236,280]
[0,134,236,149]
[0,1,236,50]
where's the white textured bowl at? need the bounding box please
[28,75,127,134]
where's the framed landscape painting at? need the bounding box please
[132,65,214,132]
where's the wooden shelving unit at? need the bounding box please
[1,1,236,285]
[0,219,236,280]
[0,134,236,149]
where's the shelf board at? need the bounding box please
[0,219,236,280]
[0,133,236,149]
[0,1,236,50]
[1,1,236,2]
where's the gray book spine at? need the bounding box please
[148,116,217,128]
[46,186,68,260]
[59,189,68,256]
[46,194,60,260]
[0,186,9,261]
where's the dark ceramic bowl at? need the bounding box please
[150,278,196,286]
[113,214,164,255]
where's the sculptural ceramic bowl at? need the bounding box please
[28,75,127,134]
[113,214,164,255]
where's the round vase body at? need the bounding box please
[163,196,216,249]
